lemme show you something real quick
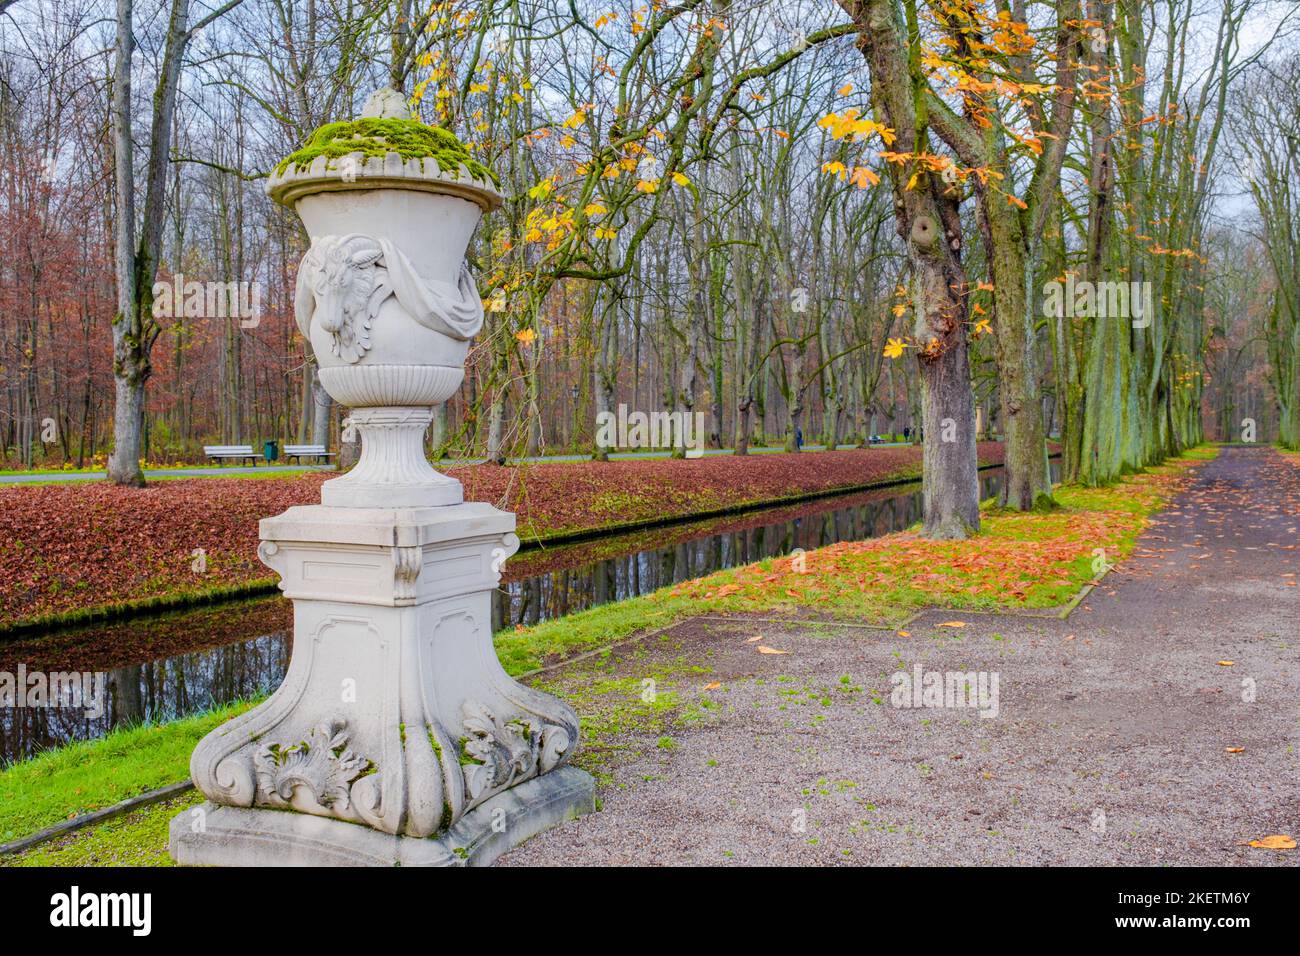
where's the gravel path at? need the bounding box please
[501,446,1299,866]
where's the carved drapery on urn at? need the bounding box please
[288,233,489,507]
[293,234,487,366]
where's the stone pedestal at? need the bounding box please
[169,503,594,866]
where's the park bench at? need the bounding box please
[282,443,336,464]
[203,444,263,466]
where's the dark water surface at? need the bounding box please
[1,468,1030,763]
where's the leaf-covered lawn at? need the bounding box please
[660,463,1193,621]
[0,444,1006,630]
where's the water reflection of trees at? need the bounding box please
[0,632,290,765]
[492,489,938,630]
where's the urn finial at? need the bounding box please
[361,87,410,120]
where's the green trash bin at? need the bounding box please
[263,439,278,463]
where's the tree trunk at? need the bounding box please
[107,0,146,487]
[593,289,617,461]
[486,396,505,462]
[107,0,236,484]
[840,0,980,537]
[784,343,803,453]
[310,365,332,448]
[982,202,1052,508]
[338,407,360,470]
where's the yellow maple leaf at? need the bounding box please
[671,171,690,186]
[515,328,537,345]
[818,108,895,145]
[849,165,880,188]
[883,337,907,359]
[1247,835,1295,850]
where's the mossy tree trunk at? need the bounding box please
[979,199,1053,508]
[838,0,981,539]
[920,0,1082,509]
[108,0,244,485]
[1077,0,1129,487]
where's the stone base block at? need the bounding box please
[169,767,595,867]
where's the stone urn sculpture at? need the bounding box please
[281,87,498,508]
[169,89,594,866]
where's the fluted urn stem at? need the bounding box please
[321,406,463,508]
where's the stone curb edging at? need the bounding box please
[0,780,195,857]
[1057,564,1114,620]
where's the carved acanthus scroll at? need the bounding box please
[252,719,374,811]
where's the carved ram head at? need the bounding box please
[300,234,384,363]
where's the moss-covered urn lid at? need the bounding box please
[266,88,502,211]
